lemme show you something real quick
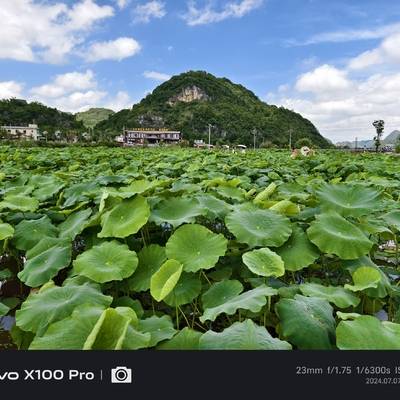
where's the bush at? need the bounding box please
[295,137,313,148]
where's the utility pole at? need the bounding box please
[208,124,212,148]
[288,127,293,150]
[355,137,358,151]
[252,128,257,150]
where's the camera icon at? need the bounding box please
[111,367,132,384]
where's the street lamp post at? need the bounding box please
[252,128,257,150]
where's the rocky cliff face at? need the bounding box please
[167,85,210,106]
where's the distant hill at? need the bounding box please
[383,130,400,144]
[76,108,115,129]
[336,130,400,148]
[96,71,331,148]
[0,98,83,133]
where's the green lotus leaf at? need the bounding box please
[200,285,277,323]
[113,297,144,318]
[29,305,105,350]
[83,308,131,350]
[31,176,64,202]
[98,195,150,238]
[58,208,92,240]
[336,311,362,320]
[202,280,243,309]
[275,294,335,349]
[0,195,39,212]
[343,257,391,298]
[119,179,160,196]
[163,273,202,307]
[275,225,319,271]
[73,241,138,283]
[0,269,13,280]
[18,237,72,287]
[253,182,277,203]
[166,224,228,272]
[0,223,14,240]
[195,194,233,220]
[157,327,202,350]
[344,266,381,292]
[213,186,246,201]
[317,183,381,217]
[128,244,167,292]
[299,283,360,308]
[307,212,373,259]
[337,316,400,350]
[13,216,58,251]
[150,197,204,228]
[16,281,112,335]
[138,315,176,347]
[382,211,400,231]
[0,301,10,317]
[225,209,292,248]
[199,320,292,350]
[242,248,284,277]
[150,259,183,302]
[269,200,299,216]
[30,305,150,350]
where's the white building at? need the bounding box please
[1,124,39,140]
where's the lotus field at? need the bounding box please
[1,146,400,350]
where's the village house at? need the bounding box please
[0,124,40,140]
[118,127,181,146]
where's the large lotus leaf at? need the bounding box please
[299,283,360,308]
[29,305,105,350]
[382,211,400,231]
[0,223,14,240]
[344,266,381,292]
[307,212,373,259]
[13,216,58,251]
[166,224,228,272]
[225,209,292,248]
[16,281,112,335]
[73,241,138,283]
[58,208,92,240]
[0,195,39,212]
[242,248,284,277]
[98,195,150,238]
[199,320,292,350]
[163,273,202,307]
[150,259,183,302]
[18,237,72,287]
[213,186,246,201]
[200,285,277,323]
[202,280,243,309]
[150,197,204,228]
[343,256,391,298]
[83,308,131,350]
[31,176,64,202]
[62,181,99,208]
[275,225,319,271]
[269,200,300,216]
[138,315,176,347]
[275,294,335,349]
[157,327,202,350]
[128,244,167,292]
[119,179,160,196]
[337,316,400,350]
[317,183,381,217]
[195,194,233,220]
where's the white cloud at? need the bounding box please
[85,37,141,62]
[295,64,353,95]
[133,1,166,23]
[183,0,264,26]
[296,22,400,46]
[26,70,131,112]
[143,71,171,81]
[30,70,97,98]
[349,32,400,70]
[0,81,24,99]
[0,0,114,64]
[115,0,129,9]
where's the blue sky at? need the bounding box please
[1,0,400,142]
